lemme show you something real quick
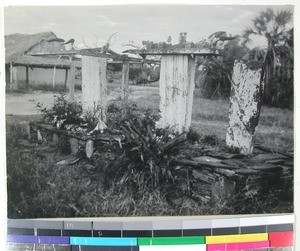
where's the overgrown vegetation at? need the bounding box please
[6,93,293,218]
[105,110,188,192]
[243,8,293,109]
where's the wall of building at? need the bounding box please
[29,67,66,86]
[13,65,65,86]
[11,65,82,88]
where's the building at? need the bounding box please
[5,31,81,90]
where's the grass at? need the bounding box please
[131,87,293,153]
[5,85,293,218]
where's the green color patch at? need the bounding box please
[138,236,205,246]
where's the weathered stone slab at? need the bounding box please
[82,56,108,122]
[157,55,196,133]
[211,178,236,203]
[220,159,247,169]
[192,170,215,184]
[69,138,79,154]
[248,153,287,162]
[283,160,294,167]
[265,159,286,165]
[235,168,260,175]
[251,164,282,172]
[192,156,230,169]
[213,168,237,178]
[192,156,222,163]
[207,152,244,159]
[226,60,262,155]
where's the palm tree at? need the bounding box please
[243,8,293,105]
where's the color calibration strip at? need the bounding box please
[7,232,294,250]
[7,214,295,250]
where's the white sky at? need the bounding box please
[3,5,294,52]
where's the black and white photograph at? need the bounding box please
[3,4,294,219]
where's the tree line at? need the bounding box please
[197,8,293,109]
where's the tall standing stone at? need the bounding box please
[81,56,108,122]
[226,60,263,155]
[157,55,196,133]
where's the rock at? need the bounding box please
[207,152,244,159]
[283,160,294,167]
[192,157,230,169]
[192,170,216,183]
[235,168,260,175]
[248,153,287,162]
[251,164,282,172]
[192,156,222,163]
[85,164,96,171]
[226,60,262,155]
[213,168,237,178]
[53,133,59,144]
[265,159,286,165]
[69,138,79,154]
[221,159,247,169]
[37,130,43,141]
[211,177,236,203]
[55,155,80,165]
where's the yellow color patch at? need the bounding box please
[206,233,268,244]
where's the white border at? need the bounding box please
[0,0,298,250]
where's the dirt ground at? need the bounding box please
[5,85,159,115]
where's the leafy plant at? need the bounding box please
[196,36,249,98]
[104,109,188,191]
[33,93,84,129]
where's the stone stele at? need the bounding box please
[226,60,262,155]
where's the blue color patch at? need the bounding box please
[7,235,37,243]
[70,237,138,246]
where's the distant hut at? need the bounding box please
[5,31,81,90]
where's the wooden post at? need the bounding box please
[9,62,13,90]
[52,66,56,91]
[121,60,130,100]
[25,66,29,86]
[68,56,75,101]
[81,55,108,122]
[121,60,130,118]
[64,68,68,88]
[9,62,18,90]
[226,60,262,155]
[157,54,196,133]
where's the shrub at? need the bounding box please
[32,93,84,129]
[104,109,189,192]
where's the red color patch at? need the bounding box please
[269,231,294,247]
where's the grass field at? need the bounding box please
[128,86,293,153]
[5,85,294,218]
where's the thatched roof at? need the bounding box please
[5,31,79,68]
[12,55,81,69]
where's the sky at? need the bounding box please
[3,4,294,52]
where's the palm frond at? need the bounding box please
[275,10,293,27]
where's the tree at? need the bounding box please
[242,8,293,107]
[195,36,249,98]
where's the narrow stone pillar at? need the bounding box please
[226,60,262,155]
[81,56,108,122]
[157,55,196,133]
